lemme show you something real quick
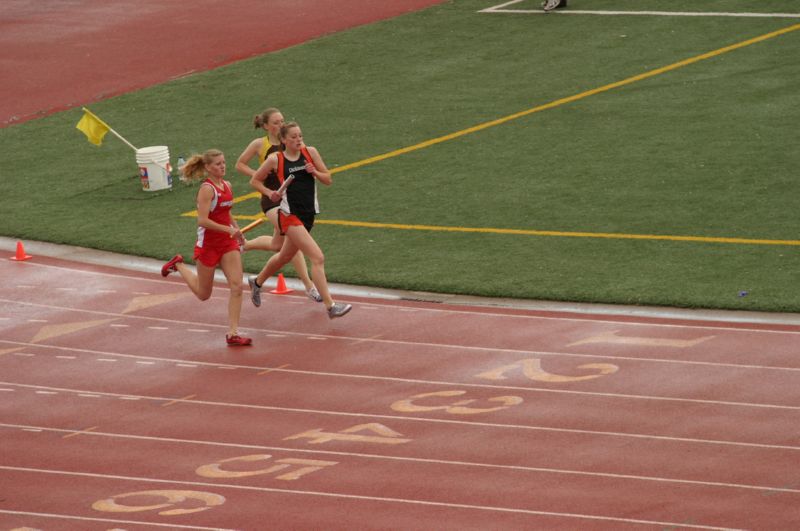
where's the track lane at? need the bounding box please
[2,254,799,529]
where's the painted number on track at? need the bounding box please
[284,422,411,445]
[196,454,337,481]
[92,489,224,516]
[476,358,619,382]
[391,390,523,414]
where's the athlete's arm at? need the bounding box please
[250,153,282,202]
[305,146,332,185]
[235,138,262,178]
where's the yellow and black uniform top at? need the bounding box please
[258,135,282,213]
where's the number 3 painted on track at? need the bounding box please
[391,390,523,414]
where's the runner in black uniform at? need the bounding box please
[235,108,322,302]
[248,122,352,319]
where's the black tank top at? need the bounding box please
[279,149,318,216]
[260,143,282,212]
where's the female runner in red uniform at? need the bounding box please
[234,108,321,302]
[247,122,352,319]
[161,149,253,346]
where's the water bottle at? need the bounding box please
[176,156,186,182]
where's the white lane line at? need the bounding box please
[257,363,290,376]
[4,382,798,451]
[62,426,98,439]
[0,508,235,530]
[3,290,800,335]
[2,339,797,410]
[480,2,800,18]
[161,394,196,407]
[0,465,744,530]
[544,11,800,18]
[8,329,795,375]
[5,422,797,496]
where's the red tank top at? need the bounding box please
[196,178,234,248]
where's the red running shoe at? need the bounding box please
[226,334,253,347]
[161,254,183,277]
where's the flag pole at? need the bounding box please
[82,107,139,152]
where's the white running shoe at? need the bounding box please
[248,276,262,307]
[306,287,323,303]
[542,0,561,12]
[327,302,352,319]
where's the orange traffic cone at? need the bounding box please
[10,241,32,261]
[270,273,293,295]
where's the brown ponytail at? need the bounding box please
[253,107,281,129]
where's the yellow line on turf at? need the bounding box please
[328,22,800,174]
[224,214,800,246]
[182,22,800,247]
[312,219,800,246]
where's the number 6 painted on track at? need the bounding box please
[92,489,225,516]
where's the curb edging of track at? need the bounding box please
[2,236,799,326]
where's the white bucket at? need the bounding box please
[136,145,172,191]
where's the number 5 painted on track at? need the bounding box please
[195,454,337,481]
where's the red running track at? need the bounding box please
[3,0,800,527]
[1,250,799,530]
[0,0,447,126]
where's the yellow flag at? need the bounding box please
[75,108,110,146]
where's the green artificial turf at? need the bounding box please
[1,0,798,311]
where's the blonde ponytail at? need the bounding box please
[181,149,224,182]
